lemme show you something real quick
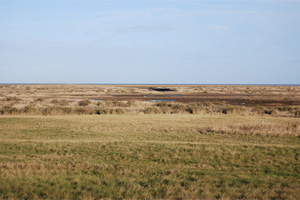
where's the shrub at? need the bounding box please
[171,104,185,114]
[127,101,135,107]
[96,102,103,106]
[264,110,273,115]
[58,100,69,106]
[78,100,90,107]
[51,99,69,106]
[22,105,38,114]
[221,106,235,114]
[186,107,194,114]
[34,97,45,102]
[60,107,72,114]
[51,99,59,104]
[41,107,57,115]
[160,106,171,114]
[115,102,128,107]
[0,106,19,115]
[276,106,292,112]
[271,110,278,116]
[200,101,212,107]
[40,106,73,115]
[4,97,20,101]
[252,106,265,115]
[115,108,125,114]
[185,104,201,114]
[294,107,300,116]
[105,101,128,107]
[95,109,108,115]
[155,102,172,114]
[75,108,91,115]
[156,102,171,107]
[143,107,162,114]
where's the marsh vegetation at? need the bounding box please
[0,85,299,199]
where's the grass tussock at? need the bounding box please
[34,97,45,102]
[0,105,126,116]
[51,99,69,106]
[3,96,21,101]
[205,121,300,137]
[78,100,91,106]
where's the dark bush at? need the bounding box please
[78,100,91,107]
[186,107,194,114]
[156,102,171,107]
[95,109,108,115]
[185,104,201,114]
[294,107,300,116]
[221,106,234,114]
[264,110,272,115]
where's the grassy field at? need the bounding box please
[0,114,299,199]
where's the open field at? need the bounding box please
[0,85,299,199]
[0,114,300,199]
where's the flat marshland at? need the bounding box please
[0,85,299,199]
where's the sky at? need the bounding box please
[0,0,300,84]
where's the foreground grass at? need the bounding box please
[0,115,299,199]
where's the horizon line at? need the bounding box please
[0,83,299,86]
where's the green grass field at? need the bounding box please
[0,114,299,199]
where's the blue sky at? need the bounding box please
[0,0,300,84]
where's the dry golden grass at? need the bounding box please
[1,84,300,105]
[1,84,300,117]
